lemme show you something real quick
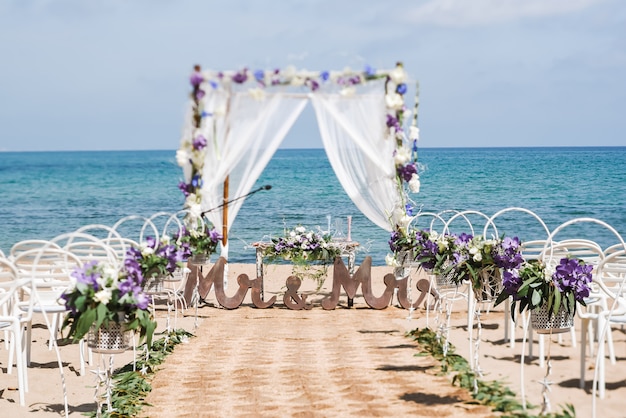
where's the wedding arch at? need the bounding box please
[176,63,421,259]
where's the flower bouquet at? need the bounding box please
[60,260,157,349]
[126,236,185,288]
[495,256,593,332]
[177,221,222,264]
[262,225,343,289]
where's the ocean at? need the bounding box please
[1,147,625,265]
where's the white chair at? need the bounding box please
[12,247,82,367]
[0,258,35,406]
[9,239,61,260]
[579,248,626,397]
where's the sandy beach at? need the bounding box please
[1,262,625,417]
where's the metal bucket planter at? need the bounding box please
[88,322,130,354]
[531,303,574,334]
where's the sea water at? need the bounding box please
[1,147,625,265]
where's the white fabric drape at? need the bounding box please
[310,82,400,232]
[199,87,308,258]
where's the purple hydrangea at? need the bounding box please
[192,135,207,151]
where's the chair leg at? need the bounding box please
[580,318,588,389]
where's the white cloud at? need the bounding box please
[405,0,605,26]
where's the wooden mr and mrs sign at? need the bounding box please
[182,257,440,310]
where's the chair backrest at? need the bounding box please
[53,232,120,268]
[541,239,605,268]
[521,239,548,261]
[9,240,61,260]
[13,247,83,303]
[0,258,35,322]
[595,249,626,294]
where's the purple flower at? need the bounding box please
[254,69,265,82]
[396,83,407,95]
[552,257,593,302]
[192,135,207,151]
[364,65,376,77]
[178,181,190,197]
[397,163,418,182]
[195,89,205,100]
[386,114,399,129]
[405,203,414,216]
[502,269,522,298]
[308,79,320,91]
[320,71,330,81]
[134,291,150,310]
[232,70,248,84]
[190,71,204,87]
[208,228,222,243]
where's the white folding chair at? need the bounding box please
[0,258,35,406]
[579,248,626,397]
[12,247,82,367]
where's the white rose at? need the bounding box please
[94,289,112,305]
[188,202,202,220]
[290,76,305,87]
[176,149,191,167]
[385,253,400,267]
[473,253,483,262]
[141,246,155,256]
[385,92,404,110]
[394,147,411,166]
[290,230,297,237]
[295,226,306,233]
[389,66,407,84]
[249,87,266,101]
[409,174,420,193]
[399,214,412,228]
[409,126,420,141]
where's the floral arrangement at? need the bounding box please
[126,236,185,280]
[495,256,593,321]
[176,221,222,257]
[60,260,157,346]
[178,63,420,241]
[262,225,343,288]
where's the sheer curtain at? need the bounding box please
[310,81,399,232]
[199,88,308,258]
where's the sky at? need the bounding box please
[0,0,625,151]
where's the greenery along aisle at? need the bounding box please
[406,328,576,418]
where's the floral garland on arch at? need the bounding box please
[176,62,421,232]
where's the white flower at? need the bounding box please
[389,66,407,84]
[385,92,404,110]
[188,202,202,220]
[249,87,266,101]
[409,174,420,193]
[141,245,155,257]
[94,289,112,305]
[282,65,297,78]
[161,235,171,245]
[473,253,483,262]
[409,126,420,141]
[394,147,411,166]
[290,76,305,87]
[399,214,412,228]
[385,253,400,267]
[176,149,191,167]
[295,226,306,234]
[289,230,297,238]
